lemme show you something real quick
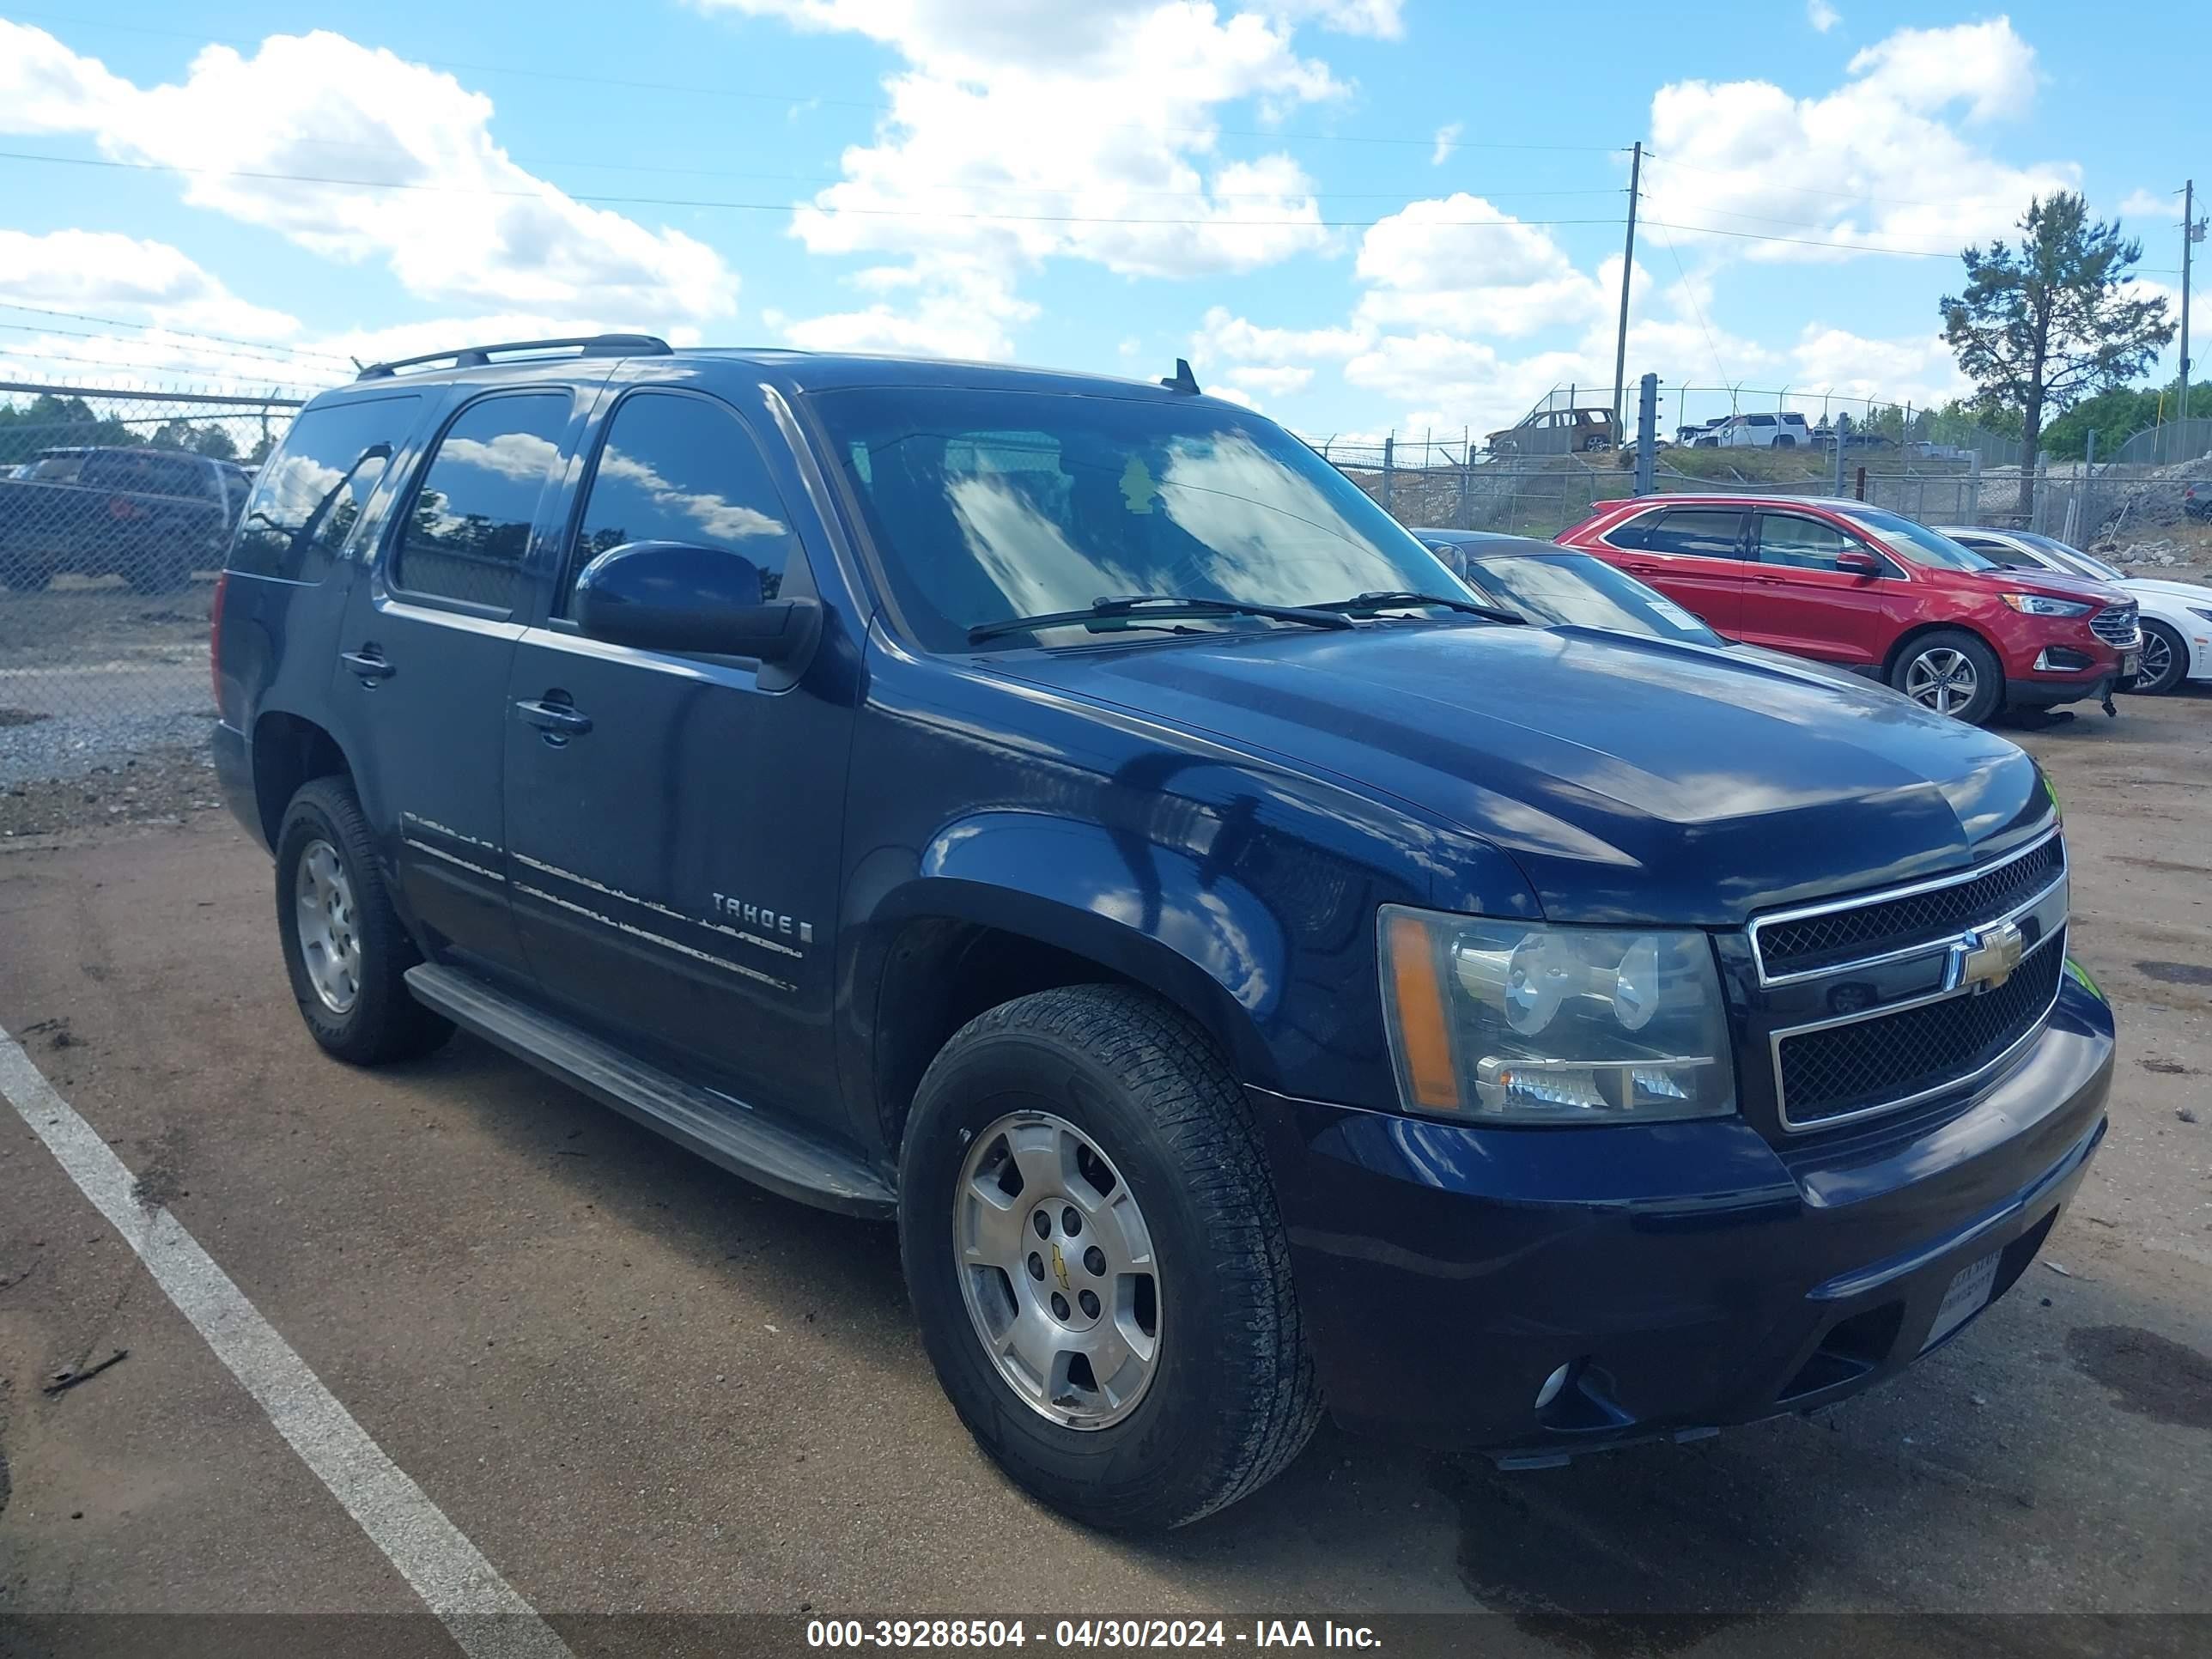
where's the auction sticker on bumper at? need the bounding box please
[1923,1249,2001,1352]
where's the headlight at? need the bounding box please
[2000,593,2092,617]
[1377,906,1735,1123]
[2189,606,2212,624]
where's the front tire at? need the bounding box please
[1890,629,2002,724]
[2132,620,2190,696]
[275,777,453,1065]
[899,986,1320,1531]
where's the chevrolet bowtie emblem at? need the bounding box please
[1952,921,2025,992]
[1049,1241,1070,1293]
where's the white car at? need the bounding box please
[1939,526,2212,696]
[1702,411,1813,450]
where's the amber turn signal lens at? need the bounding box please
[1383,911,1459,1109]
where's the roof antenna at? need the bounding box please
[1160,357,1200,395]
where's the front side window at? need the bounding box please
[812,388,1467,652]
[231,393,421,582]
[564,392,797,612]
[1833,505,1994,572]
[1756,513,1863,573]
[393,393,569,611]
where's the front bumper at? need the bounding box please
[1252,974,2112,1457]
[2006,672,2118,710]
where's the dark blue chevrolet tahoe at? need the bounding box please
[212,335,2113,1530]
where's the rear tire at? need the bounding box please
[2132,620,2190,696]
[275,776,453,1065]
[899,985,1320,1531]
[1890,629,2002,724]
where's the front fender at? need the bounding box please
[911,811,1285,1060]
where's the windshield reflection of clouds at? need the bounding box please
[937,430,1443,630]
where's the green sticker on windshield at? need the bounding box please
[1119,456,1158,514]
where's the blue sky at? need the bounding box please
[0,3,2201,441]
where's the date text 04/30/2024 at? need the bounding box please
[805,1620,1382,1649]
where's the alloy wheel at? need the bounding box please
[293,838,362,1014]
[1904,647,1978,716]
[2137,629,2176,691]
[954,1110,1161,1430]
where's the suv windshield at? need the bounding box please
[1466,553,1723,646]
[812,388,1467,651]
[1834,505,1994,571]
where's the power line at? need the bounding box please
[4,147,2020,258]
[0,302,355,366]
[0,148,1636,231]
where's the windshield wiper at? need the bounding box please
[1310,590,1528,625]
[968,592,1358,645]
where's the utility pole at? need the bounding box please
[2180,179,2202,430]
[1610,141,1643,438]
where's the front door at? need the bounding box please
[1741,510,1899,668]
[332,387,579,983]
[1607,506,1748,635]
[501,387,849,1125]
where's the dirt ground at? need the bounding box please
[0,688,2207,1654]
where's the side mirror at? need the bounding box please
[1834,548,1882,577]
[574,540,821,668]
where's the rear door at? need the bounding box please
[331,386,586,985]
[1741,508,1899,667]
[1600,506,1748,634]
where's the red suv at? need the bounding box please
[1558,494,2141,723]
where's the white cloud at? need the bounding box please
[0,22,737,325]
[763,260,1036,361]
[1192,303,1371,367]
[705,2,1370,352]
[1431,122,1462,166]
[1788,324,1967,409]
[1643,18,2075,263]
[1353,194,1607,337]
[1224,363,1314,397]
[2116,188,2179,223]
[0,229,298,338]
[1806,1,1839,34]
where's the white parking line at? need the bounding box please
[0,1024,575,1659]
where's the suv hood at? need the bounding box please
[997,623,2050,927]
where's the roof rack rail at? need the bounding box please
[356,333,673,381]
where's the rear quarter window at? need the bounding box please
[229,393,423,583]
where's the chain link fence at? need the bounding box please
[1,382,302,799]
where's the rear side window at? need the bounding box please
[230,393,422,583]
[1642,509,1747,558]
[393,392,569,611]
[562,392,798,613]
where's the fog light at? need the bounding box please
[2033,647,2093,672]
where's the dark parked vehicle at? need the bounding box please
[0,445,250,592]
[214,336,2112,1530]
[1419,529,1916,697]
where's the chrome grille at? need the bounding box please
[1753,836,2064,981]
[1776,935,2064,1128]
[2092,604,2140,647]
